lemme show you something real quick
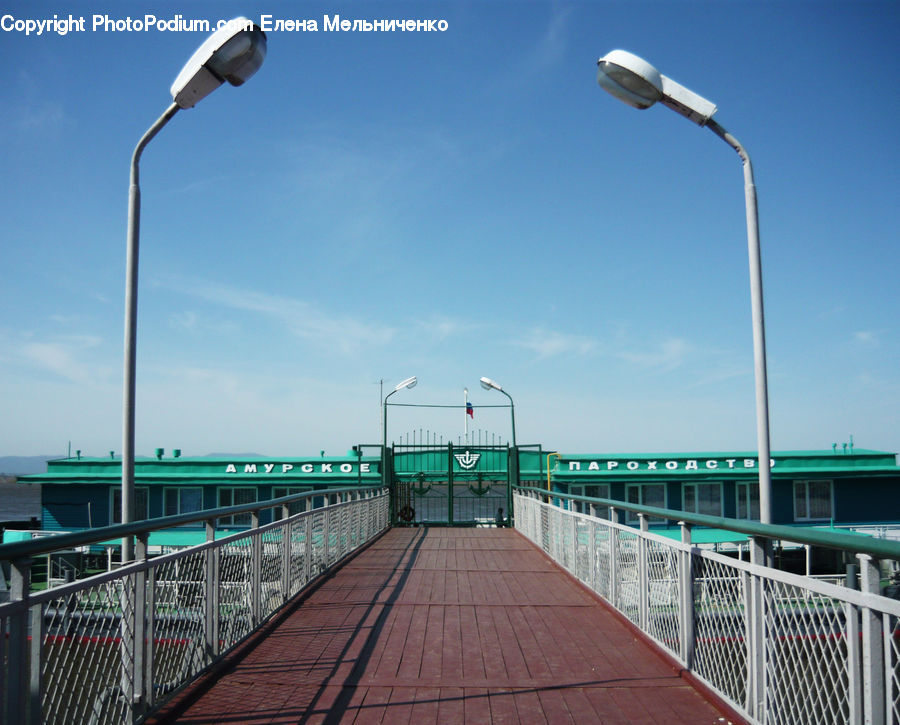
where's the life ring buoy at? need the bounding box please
[399,505,415,522]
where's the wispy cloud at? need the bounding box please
[171,311,198,331]
[529,7,572,75]
[8,71,66,133]
[19,334,109,385]
[415,316,482,341]
[853,330,881,346]
[513,327,597,359]
[50,314,79,325]
[618,337,692,371]
[166,279,395,352]
[169,310,240,335]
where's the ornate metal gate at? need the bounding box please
[391,441,515,526]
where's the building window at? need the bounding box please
[164,487,204,519]
[111,487,149,524]
[218,487,257,526]
[736,483,760,520]
[272,487,313,519]
[569,484,610,516]
[794,480,833,521]
[625,484,666,524]
[683,483,722,517]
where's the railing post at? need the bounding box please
[5,557,28,724]
[145,564,156,711]
[120,557,136,724]
[638,514,649,633]
[846,599,863,725]
[570,507,578,576]
[858,553,885,725]
[204,519,219,661]
[304,497,313,584]
[323,494,331,568]
[281,509,291,604]
[28,593,43,725]
[678,522,694,668]
[10,556,39,725]
[747,535,771,720]
[250,510,261,625]
[132,533,149,719]
[609,507,620,607]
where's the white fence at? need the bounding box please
[0,487,389,724]
[514,489,900,725]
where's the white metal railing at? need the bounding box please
[514,489,900,725]
[0,487,389,725]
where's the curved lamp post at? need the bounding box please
[481,377,517,526]
[121,19,266,561]
[480,377,516,448]
[382,376,417,519]
[382,376,418,452]
[596,49,772,524]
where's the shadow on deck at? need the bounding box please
[147,528,741,724]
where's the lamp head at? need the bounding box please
[597,49,717,126]
[596,50,663,110]
[171,17,267,109]
[394,376,417,392]
[480,377,501,392]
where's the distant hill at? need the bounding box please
[0,456,62,475]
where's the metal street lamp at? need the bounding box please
[480,377,516,448]
[382,376,417,519]
[121,18,266,561]
[596,49,773,524]
[382,376,418,452]
[481,377,517,527]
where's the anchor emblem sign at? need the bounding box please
[454,450,481,470]
[469,472,491,496]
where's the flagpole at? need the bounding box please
[464,387,469,444]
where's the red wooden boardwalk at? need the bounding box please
[150,528,739,724]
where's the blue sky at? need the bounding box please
[1,0,898,458]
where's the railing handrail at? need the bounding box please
[0,485,387,561]
[514,485,900,560]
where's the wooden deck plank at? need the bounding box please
[436,686,466,722]
[409,685,441,723]
[535,687,576,723]
[382,685,415,724]
[488,688,521,724]
[149,528,742,724]
[441,604,465,680]
[463,687,492,722]
[458,604,487,680]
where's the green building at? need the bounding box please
[13,444,900,541]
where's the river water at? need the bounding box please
[0,478,41,521]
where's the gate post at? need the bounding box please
[507,444,518,527]
[448,443,454,526]
[384,445,395,524]
[448,442,454,527]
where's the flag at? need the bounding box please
[466,401,474,418]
